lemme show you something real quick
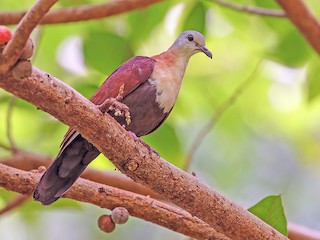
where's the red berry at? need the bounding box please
[97,215,116,233]
[0,26,12,45]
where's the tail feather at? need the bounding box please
[33,135,100,205]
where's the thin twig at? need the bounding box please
[0,0,58,74]
[6,96,17,153]
[183,60,262,171]
[276,0,320,55]
[0,194,30,215]
[212,0,286,17]
[0,163,229,240]
[0,0,164,25]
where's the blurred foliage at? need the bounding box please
[1,0,320,239]
[182,2,207,34]
[83,29,133,73]
[248,195,287,236]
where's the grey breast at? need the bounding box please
[110,80,169,137]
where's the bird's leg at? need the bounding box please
[98,84,131,125]
[128,131,160,158]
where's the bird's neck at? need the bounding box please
[150,49,190,113]
[152,48,190,78]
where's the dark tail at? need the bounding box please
[33,135,100,205]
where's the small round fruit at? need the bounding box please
[12,60,32,80]
[21,38,34,59]
[98,215,115,233]
[111,207,129,224]
[0,26,12,45]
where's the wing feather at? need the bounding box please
[60,56,155,151]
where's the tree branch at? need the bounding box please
[288,222,320,240]
[212,0,286,17]
[3,153,319,239]
[0,194,30,215]
[0,0,58,74]
[0,66,287,239]
[0,0,164,25]
[0,163,228,240]
[1,152,161,200]
[275,0,320,55]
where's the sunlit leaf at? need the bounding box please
[248,195,288,236]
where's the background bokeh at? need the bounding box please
[1,0,320,239]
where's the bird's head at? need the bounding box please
[169,30,212,59]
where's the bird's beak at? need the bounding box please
[199,46,212,59]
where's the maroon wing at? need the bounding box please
[60,56,155,151]
[90,56,155,104]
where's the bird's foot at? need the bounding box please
[128,131,160,158]
[110,100,131,126]
[98,85,131,125]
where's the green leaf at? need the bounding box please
[83,30,133,74]
[267,30,311,67]
[127,1,171,48]
[307,58,320,102]
[182,2,207,34]
[248,195,288,236]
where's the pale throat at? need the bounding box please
[149,50,190,113]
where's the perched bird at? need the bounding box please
[33,30,212,205]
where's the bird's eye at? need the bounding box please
[187,34,194,42]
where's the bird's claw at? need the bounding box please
[128,131,160,158]
[110,101,131,125]
[98,84,131,125]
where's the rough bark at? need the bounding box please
[0,67,287,239]
[0,163,227,240]
[1,152,161,200]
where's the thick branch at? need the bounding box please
[0,0,58,74]
[3,153,317,239]
[288,222,320,240]
[0,67,287,239]
[276,0,320,55]
[0,163,226,240]
[213,0,285,17]
[1,152,161,200]
[0,0,163,25]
